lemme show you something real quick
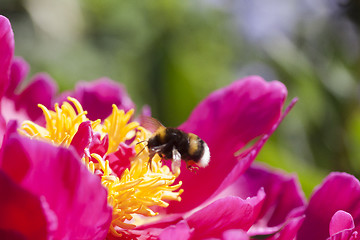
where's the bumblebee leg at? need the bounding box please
[186,161,199,173]
[147,144,167,171]
[135,144,147,159]
[147,152,155,171]
[187,165,199,173]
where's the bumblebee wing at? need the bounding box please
[140,116,165,133]
[171,147,182,174]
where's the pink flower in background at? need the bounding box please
[57,78,135,121]
[0,16,57,145]
[0,20,57,121]
[0,14,305,239]
[297,172,360,240]
[0,16,134,143]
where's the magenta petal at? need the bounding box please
[159,220,192,240]
[1,134,112,239]
[6,57,29,98]
[60,78,135,121]
[329,211,355,236]
[134,214,184,230]
[106,142,133,177]
[70,121,93,157]
[328,230,358,240]
[222,229,249,240]
[327,211,358,240]
[0,170,48,240]
[89,133,109,157]
[212,98,298,199]
[0,15,14,98]
[170,77,291,213]
[180,76,287,154]
[186,189,265,239]
[225,164,305,230]
[268,215,305,240]
[297,172,360,240]
[0,135,31,183]
[15,73,57,121]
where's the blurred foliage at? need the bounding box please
[2,0,360,197]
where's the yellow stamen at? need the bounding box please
[18,97,183,236]
[19,97,88,146]
[88,149,182,233]
[97,105,140,154]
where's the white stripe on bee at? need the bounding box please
[197,142,210,168]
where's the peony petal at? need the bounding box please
[329,210,355,236]
[297,172,360,240]
[224,164,305,231]
[0,119,16,154]
[267,215,305,240]
[0,15,14,98]
[0,170,48,240]
[180,76,287,154]
[0,15,14,136]
[6,57,29,98]
[70,121,93,157]
[327,229,356,240]
[15,73,57,121]
[170,77,290,213]
[134,213,184,230]
[186,189,265,239]
[1,133,112,239]
[106,142,133,177]
[89,132,109,157]
[0,136,30,183]
[212,98,297,198]
[0,230,27,240]
[222,229,249,240]
[116,228,164,240]
[59,78,135,121]
[159,220,192,240]
[0,113,5,145]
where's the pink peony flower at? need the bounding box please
[0,14,305,239]
[0,16,57,143]
[297,172,360,240]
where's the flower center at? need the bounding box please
[19,97,183,237]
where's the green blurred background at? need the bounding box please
[2,0,360,196]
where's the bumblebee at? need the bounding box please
[140,117,210,172]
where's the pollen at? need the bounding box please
[18,97,183,237]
